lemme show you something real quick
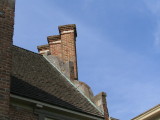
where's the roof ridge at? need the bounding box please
[12,45,41,57]
[43,55,104,116]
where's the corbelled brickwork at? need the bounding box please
[0,0,15,119]
[38,24,78,80]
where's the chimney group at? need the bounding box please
[38,24,78,80]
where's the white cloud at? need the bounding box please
[154,21,160,47]
[145,0,160,16]
[144,0,160,48]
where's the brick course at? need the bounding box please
[0,0,15,119]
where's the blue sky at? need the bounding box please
[14,0,160,119]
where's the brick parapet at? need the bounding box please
[93,92,109,120]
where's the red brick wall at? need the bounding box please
[0,0,15,119]
[10,105,38,120]
[49,40,62,59]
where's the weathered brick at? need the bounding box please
[58,25,78,80]
[0,0,15,119]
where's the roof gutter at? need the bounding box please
[10,94,104,120]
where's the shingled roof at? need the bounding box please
[11,45,104,118]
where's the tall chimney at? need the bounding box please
[58,24,78,80]
[0,0,15,119]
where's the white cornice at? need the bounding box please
[39,50,49,54]
[61,30,74,34]
[50,40,61,44]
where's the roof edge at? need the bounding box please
[11,94,104,120]
[13,45,41,56]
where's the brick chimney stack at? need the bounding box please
[0,0,15,119]
[58,24,78,80]
[38,24,78,80]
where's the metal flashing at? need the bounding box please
[43,55,104,115]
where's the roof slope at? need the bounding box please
[11,45,103,118]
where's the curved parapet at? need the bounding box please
[73,80,94,100]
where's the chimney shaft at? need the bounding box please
[0,0,15,119]
[58,24,78,80]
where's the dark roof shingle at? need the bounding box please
[11,45,103,118]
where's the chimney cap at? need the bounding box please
[37,44,49,51]
[47,35,61,43]
[58,24,77,37]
